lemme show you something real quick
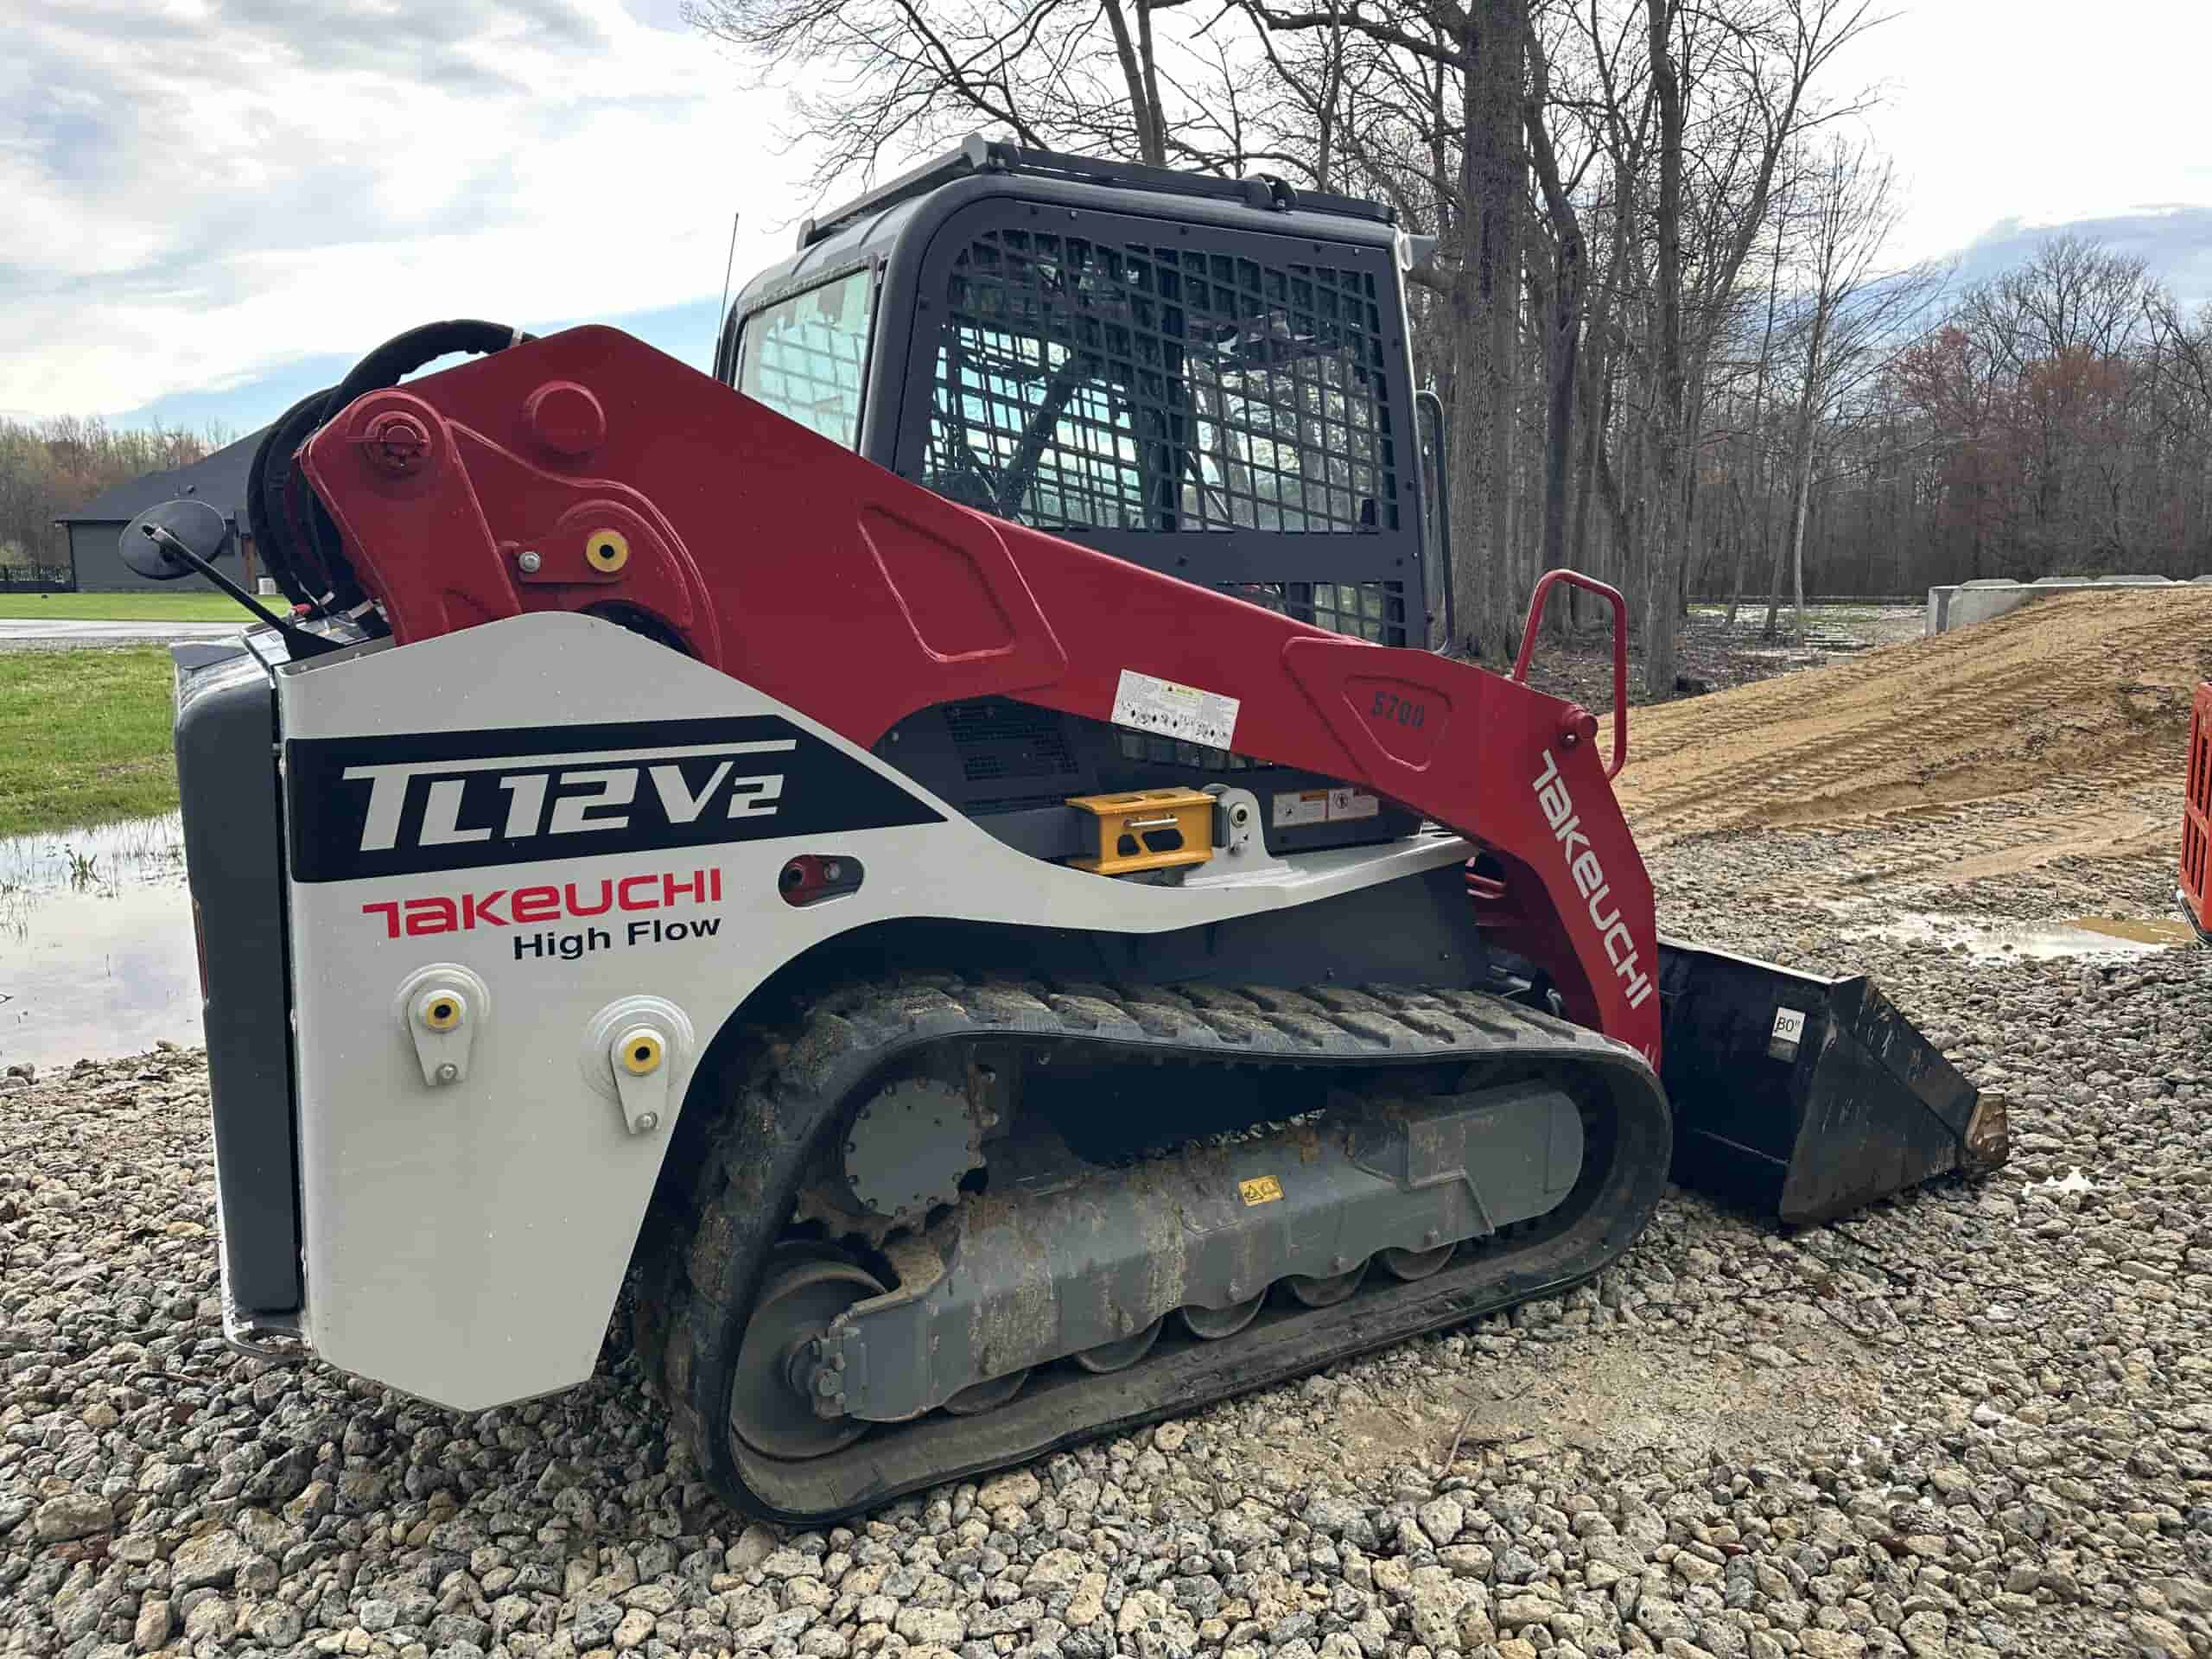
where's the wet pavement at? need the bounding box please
[0,618,249,649]
[1845,909,2200,963]
[0,815,201,1071]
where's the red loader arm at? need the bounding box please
[297,327,1662,1061]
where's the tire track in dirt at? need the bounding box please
[1618,589,2212,889]
[1821,784,2177,899]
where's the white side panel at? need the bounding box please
[277,613,1469,1409]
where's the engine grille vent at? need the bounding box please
[944,698,1079,785]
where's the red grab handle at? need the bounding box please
[1511,569,1629,779]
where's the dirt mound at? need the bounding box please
[1617,589,2212,873]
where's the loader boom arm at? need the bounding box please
[298,327,1662,1058]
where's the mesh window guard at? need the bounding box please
[923,229,1401,547]
[1224,580,1407,644]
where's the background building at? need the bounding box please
[52,428,267,591]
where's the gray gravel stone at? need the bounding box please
[4,706,2209,1659]
[570,1596,623,1647]
[29,1493,111,1542]
[171,1530,254,1592]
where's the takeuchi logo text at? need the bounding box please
[1530,751,1653,1011]
[360,868,721,938]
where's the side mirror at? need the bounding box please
[119,498,230,582]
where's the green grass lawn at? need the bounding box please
[0,648,178,837]
[0,591,281,622]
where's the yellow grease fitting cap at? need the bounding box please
[586,528,630,573]
[618,1027,664,1076]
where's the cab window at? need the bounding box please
[736,269,874,448]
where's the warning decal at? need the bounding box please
[1327,788,1380,823]
[1111,669,1240,751]
[1274,787,1382,829]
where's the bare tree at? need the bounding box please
[1772,142,1945,634]
[0,418,226,575]
[702,0,1952,688]
[687,0,1273,185]
[1250,1,1541,658]
[1632,0,1879,694]
[1719,203,1791,628]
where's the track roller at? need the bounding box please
[1379,1243,1454,1281]
[943,1370,1030,1415]
[1179,1294,1264,1339]
[1287,1260,1368,1307]
[1072,1316,1164,1373]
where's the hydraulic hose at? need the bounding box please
[248,320,529,617]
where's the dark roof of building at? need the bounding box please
[54,426,270,527]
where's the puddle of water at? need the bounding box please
[1850,908,2194,963]
[2059,915,2200,947]
[0,815,204,1071]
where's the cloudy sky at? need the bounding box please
[4,0,2208,432]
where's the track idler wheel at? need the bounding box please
[1072,1315,1165,1373]
[944,1370,1030,1416]
[1379,1243,1455,1281]
[728,1253,884,1460]
[1178,1294,1265,1340]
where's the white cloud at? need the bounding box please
[7,0,2210,420]
[0,0,813,417]
[1821,0,2212,270]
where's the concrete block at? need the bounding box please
[1928,575,2208,634]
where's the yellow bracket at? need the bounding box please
[1065,787,1217,875]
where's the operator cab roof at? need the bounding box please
[725,135,1405,354]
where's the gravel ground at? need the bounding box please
[6,647,2212,1659]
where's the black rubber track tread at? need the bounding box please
[631,976,1669,1523]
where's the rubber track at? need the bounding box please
[632,975,1669,1523]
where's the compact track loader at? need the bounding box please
[140,139,2003,1522]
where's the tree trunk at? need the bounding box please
[1789,436,1815,639]
[1522,16,1586,641]
[1678,359,1713,616]
[1775,283,1832,639]
[1439,7,1527,658]
[1727,228,1789,628]
[1477,5,1525,654]
[1569,337,1605,582]
[1443,297,1492,654]
[1762,488,1788,637]
[1101,0,1165,163]
[1638,0,1687,702]
[1724,493,1753,626]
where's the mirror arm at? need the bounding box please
[139,523,346,659]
